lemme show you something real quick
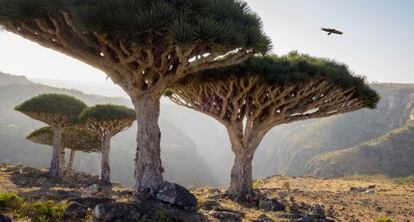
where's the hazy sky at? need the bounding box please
[0,0,413,86]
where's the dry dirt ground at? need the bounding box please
[1,164,413,222]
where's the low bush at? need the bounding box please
[0,193,23,211]
[19,200,66,222]
[0,193,66,222]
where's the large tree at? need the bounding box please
[15,94,87,178]
[27,126,101,176]
[168,53,380,200]
[0,0,270,196]
[79,104,135,185]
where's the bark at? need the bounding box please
[65,150,76,177]
[226,127,263,200]
[101,134,111,185]
[49,127,63,178]
[133,93,164,198]
[60,148,66,172]
[227,145,256,199]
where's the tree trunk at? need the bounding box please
[65,150,76,177]
[132,93,164,198]
[227,146,256,199]
[101,134,111,185]
[49,127,62,178]
[60,148,66,173]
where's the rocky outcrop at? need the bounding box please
[156,182,198,211]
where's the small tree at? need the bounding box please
[0,0,270,196]
[15,94,87,178]
[79,104,135,185]
[27,126,101,176]
[168,53,380,200]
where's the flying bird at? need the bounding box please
[321,28,343,35]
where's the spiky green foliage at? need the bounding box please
[176,52,380,108]
[15,94,87,121]
[27,126,101,153]
[79,104,136,123]
[0,0,271,52]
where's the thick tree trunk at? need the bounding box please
[65,150,76,177]
[60,148,66,172]
[49,127,62,178]
[101,134,111,185]
[132,94,164,198]
[227,146,256,199]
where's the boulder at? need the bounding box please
[0,214,11,222]
[82,184,101,198]
[69,197,113,209]
[63,202,89,221]
[211,210,242,222]
[258,198,286,211]
[156,182,197,211]
[200,200,220,211]
[93,202,149,222]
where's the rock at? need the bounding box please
[200,200,220,211]
[156,181,197,211]
[350,186,367,192]
[253,214,274,222]
[63,202,89,221]
[0,214,11,222]
[93,202,149,222]
[82,184,101,198]
[366,188,375,194]
[258,198,286,212]
[211,210,242,222]
[69,197,113,209]
[311,204,326,219]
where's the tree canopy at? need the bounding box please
[173,52,379,108]
[15,94,87,126]
[79,104,136,123]
[27,126,101,153]
[0,0,270,51]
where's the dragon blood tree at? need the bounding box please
[79,105,135,185]
[15,94,87,178]
[27,126,101,176]
[0,0,270,196]
[168,53,380,200]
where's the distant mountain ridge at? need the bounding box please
[0,71,32,86]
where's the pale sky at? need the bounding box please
[0,0,413,86]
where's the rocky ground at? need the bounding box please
[1,164,413,222]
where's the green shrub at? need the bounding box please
[0,193,66,222]
[376,217,394,222]
[0,193,23,211]
[19,200,66,222]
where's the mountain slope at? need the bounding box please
[253,84,414,178]
[305,117,414,178]
[0,71,218,187]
